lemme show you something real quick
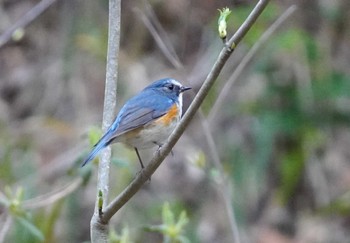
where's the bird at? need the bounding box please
[82,78,191,168]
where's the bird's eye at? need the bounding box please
[167,84,174,90]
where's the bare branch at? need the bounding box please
[208,5,298,124]
[198,113,241,242]
[135,2,183,69]
[0,0,57,48]
[228,0,270,50]
[22,178,83,209]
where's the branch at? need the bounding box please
[135,3,183,69]
[228,0,269,50]
[208,5,298,124]
[100,0,270,223]
[90,0,120,242]
[21,178,83,209]
[198,113,241,242]
[0,0,57,48]
[200,6,298,242]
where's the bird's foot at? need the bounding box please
[154,142,174,156]
[136,168,151,182]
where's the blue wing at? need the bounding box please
[81,89,173,166]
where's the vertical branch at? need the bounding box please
[90,0,121,242]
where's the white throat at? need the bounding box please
[178,92,183,117]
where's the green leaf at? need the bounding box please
[187,150,206,169]
[15,216,44,242]
[217,7,232,39]
[178,235,191,243]
[145,202,190,242]
[176,211,189,229]
[109,226,133,243]
[143,224,167,233]
[162,202,175,225]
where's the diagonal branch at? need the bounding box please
[0,0,58,48]
[134,1,183,69]
[22,178,83,209]
[208,5,298,124]
[100,0,270,223]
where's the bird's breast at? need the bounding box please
[120,104,181,149]
[154,104,180,126]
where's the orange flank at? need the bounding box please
[156,104,179,126]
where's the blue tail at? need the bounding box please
[81,130,114,167]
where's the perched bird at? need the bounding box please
[82,78,191,167]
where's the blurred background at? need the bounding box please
[1,0,350,242]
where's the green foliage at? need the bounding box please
[88,126,103,147]
[221,15,350,223]
[3,186,25,217]
[271,28,305,51]
[76,31,108,59]
[0,143,14,183]
[14,216,44,242]
[228,3,279,46]
[319,191,350,216]
[144,202,190,243]
[109,226,133,243]
[40,200,65,243]
[187,149,206,169]
[0,125,36,185]
[217,7,232,39]
[277,145,304,204]
[79,126,103,168]
[1,187,44,242]
[11,28,25,42]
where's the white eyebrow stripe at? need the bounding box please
[170,79,182,87]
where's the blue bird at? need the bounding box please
[82,78,191,167]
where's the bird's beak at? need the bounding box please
[180,86,191,93]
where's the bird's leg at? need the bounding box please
[134,148,152,182]
[134,148,145,169]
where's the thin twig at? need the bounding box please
[203,7,297,241]
[0,0,57,48]
[90,0,120,242]
[0,214,12,243]
[198,112,241,243]
[21,178,83,209]
[135,1,183,69]
[101,0,270,224]
[208,5,298,124]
